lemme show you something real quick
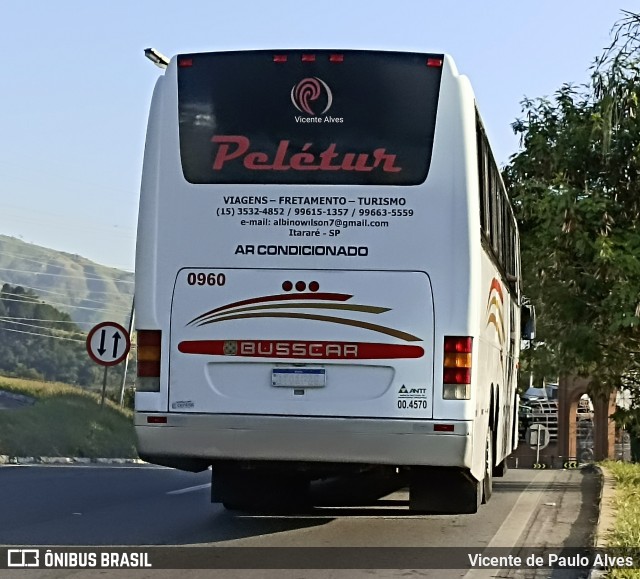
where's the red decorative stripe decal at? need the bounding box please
[486,277,505,348]
[178,340,424,360]
[489,278,504,304]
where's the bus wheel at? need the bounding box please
[493,458,508,477]
[482,429,493,504]
[409,467,481,514]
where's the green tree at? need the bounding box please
[0,284,97,385]
[504,11,640,396]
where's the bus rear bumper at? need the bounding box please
[135,413,473,470]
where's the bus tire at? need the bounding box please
[493,458,508,477]
[491,415,509,477]
[482,429,493,504]
[409,467,481,514]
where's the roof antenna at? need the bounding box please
[144,48,169,69]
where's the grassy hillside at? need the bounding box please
[0,376,137,458]
[0,235,133,327]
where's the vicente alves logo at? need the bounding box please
[291,77,342,124]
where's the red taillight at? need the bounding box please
[147,416,167,424]
[427,58,443,68]
[138,362,160,378]
[443,337,472,396]
[301,54,316,62]
[137,330,161,378]
[329,54,344,63]
[434,424,455,432]
[444,336,473,354]
[443,368,472,385]
[273,54,288,63]
[178,58,193,68]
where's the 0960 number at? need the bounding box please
[187,272,226,286]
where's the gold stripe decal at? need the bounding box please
[197,312,422,342]
[187,289,422,342]
[194,302,390,323]
[485,277,505,348]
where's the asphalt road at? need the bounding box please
[0,464,599,579]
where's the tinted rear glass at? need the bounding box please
[177,50,443,185]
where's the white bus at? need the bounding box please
[134,49,531,514]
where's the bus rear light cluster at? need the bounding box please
[443,336,472,400]
[137,330,161,392]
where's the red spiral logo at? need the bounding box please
[291,77,333,116]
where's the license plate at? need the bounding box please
[272,368,326,388]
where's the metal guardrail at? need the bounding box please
[528,400,559,440]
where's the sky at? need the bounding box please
[0,1,631,272]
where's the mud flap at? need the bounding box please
[409,466,481,514]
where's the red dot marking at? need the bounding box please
[309,281,320,292]
[295,281,306,292]
[282,281,293,292]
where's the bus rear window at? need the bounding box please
[177,50,442,186]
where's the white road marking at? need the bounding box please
[464,471,547,578]
[167,482,211,495]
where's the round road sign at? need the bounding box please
[526,423,550,450]
[86,321,131,366]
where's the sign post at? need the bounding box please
[526,423,550,467]
[86,322,131,407]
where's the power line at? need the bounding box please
[0,318,137,347]
[1,289,130,309]
[0,325,85,343]
[0,295,130,313]
[0,282,73,299]
[0,249,73,269]
[0,248,134,274]
[0,281,131,299]
[2,291,129,309]
[0,319,84,337]
[0,316,94,326]
[0,322,137,349]
[0,265,134,284]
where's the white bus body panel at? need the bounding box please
[135,413,473,468]
[169,269,434,418]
